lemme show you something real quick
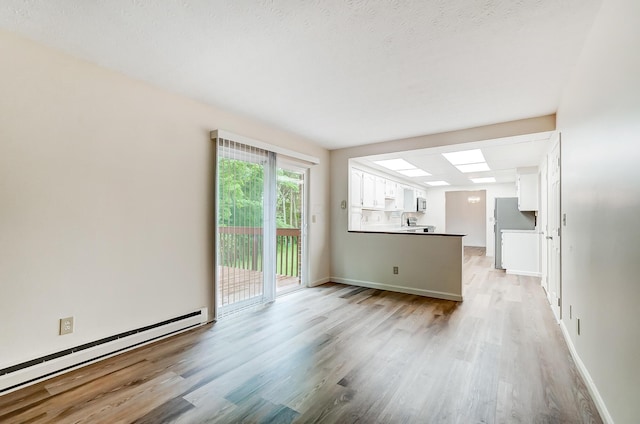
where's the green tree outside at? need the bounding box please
[218,158,302,276]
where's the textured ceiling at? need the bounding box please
[0,0,601,149]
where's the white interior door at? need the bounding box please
[540,154,549,295]
[547,134,561,320]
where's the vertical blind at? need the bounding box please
[216,138,276,317]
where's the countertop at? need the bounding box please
[348,230,465,237]
[500,229,541,234]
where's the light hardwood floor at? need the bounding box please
[0,248,602,423]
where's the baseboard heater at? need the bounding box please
[0,308,208,394]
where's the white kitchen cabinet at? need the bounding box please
[350,210,362,230]
[375,177,386,208]
[361,172,385,209]
[384,181,398,210]
[517,172,539,211]
[350,169,363,208]
[385,180,397,198]
[362,172,376,208]
[501,230,541,276]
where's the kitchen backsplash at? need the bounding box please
[360,210,429,231]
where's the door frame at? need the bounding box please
[211,130,319,319]
[276,158,310,290]
[547,132,562,320]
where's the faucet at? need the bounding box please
[400,212,409,227]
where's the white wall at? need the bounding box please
[0,31,330,369]
[422,183,517,256]
[556,0,640,422]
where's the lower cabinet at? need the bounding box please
[501,231,541,276]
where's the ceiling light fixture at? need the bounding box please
[468,196,481,204]
[373,159,415,171]
[471,177,496,183]
[456,163,490,173]
[426,181,449,186]
[442,149,485,165]
[397,169,431,177]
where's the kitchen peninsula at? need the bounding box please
[340,159,465,302]
[335,229,465,302]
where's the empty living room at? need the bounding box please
[1,0,638,423]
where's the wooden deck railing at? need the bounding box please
[218,227,301,277]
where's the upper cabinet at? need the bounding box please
[361,172,377,208]
[517,169,539,211]
[375,177,386,208]
[350,168,363,208]
[384,180,399,210]
[384,180,397,199]
[353,170,385,210]
[350,167,421,212]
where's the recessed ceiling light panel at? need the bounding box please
[426,181,449,186]
[373,159,415,171]
[471,177,496,183]
[442,149,485,165]
[397,169,431,177]
[456,163,490,173]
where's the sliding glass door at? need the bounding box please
[275,164,305,293]
[215,137,308,317]
[216,139,276,317]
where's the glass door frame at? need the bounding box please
[214,140,276,318]
[276,158,309,292]
[212,129,319,320]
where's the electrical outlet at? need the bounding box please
[60,317,74,335]
[393,266,399,275]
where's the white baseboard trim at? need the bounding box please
[330,277,463,302]
[506,270,542,277]
[559,321,613,424]
[308,277,331,287]
[0,308,208,394]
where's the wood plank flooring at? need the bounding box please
[0,248,602,423]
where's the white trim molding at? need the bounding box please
[308,277,331,288]
[559,321,614,424]
[506,270,542,277]
[330,277,464,302]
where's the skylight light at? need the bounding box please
[456,163,490,173]
[426,181,449,186]
[471,177,496,183]
[442,149,485,165]
[397,169,431,177]
[373,159,415,171]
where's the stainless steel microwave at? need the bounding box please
[417,197,427,212]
